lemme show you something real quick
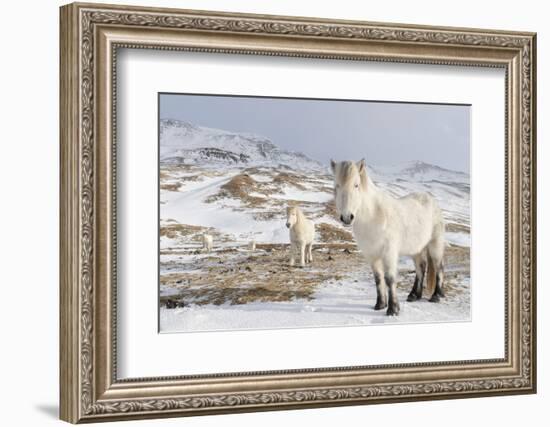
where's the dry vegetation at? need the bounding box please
[161,236,470,308]
[321,200,337,219]
[160,222,233,244]
[160,246,355,306]
[159,222,207,240]
[316,222,354,242]
[272,172,307,190]
[446,222,471,233]
[206,173,276,207]
[160,182,182,192]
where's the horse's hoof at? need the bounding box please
[407,293,418,302]
[374,301,387,310]
[386,305,400,316]
[429,294,440,303]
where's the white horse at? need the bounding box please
[331,159,446,316]
[248,240,256,251]
[286,206,315,267]
[202,233,213,253]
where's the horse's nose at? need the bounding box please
[286,223,290,228]
[340,214,353,225]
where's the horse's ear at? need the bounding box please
[357,159,366,174]
[330,159,337,173]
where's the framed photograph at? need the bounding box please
[60,2,537,423]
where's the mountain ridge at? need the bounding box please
[160,119,469,181]
[160,118,324,171]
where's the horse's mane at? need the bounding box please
[288,206,306,222]
[296,207,306,222]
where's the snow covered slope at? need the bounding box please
[160,119,323,171]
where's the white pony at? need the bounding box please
[202,233,213,253]
[286,206,315,267]
[248,240,256,251]
[331,159,446,316]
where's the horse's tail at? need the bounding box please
[426,251,436,296]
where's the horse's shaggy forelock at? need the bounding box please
[338,161,355,181]
[337,161,368,190]
[288,205,307,222]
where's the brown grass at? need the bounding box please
[160,223,207,239]
[160,239,469,307]
[445,243,470,266]
[206,173,277,208]
[159,170,171,180]
[160,164,217,190]
[273,172,307,190]
[160,182,182,192]
[160,248,350,306]
[446,222,470,233]
[252,211,282,220]
[317,223,353,243]
[321,200,337,219]
[221,174,256,198]
[242,167,269,176]
[160,222,235,245]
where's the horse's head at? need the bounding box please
[330,159,368,226]
[286,206,299,228]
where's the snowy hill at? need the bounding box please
[371,160,469,184]
[160,119,323,171]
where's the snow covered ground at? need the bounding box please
[158,119,471,333]
[160,255,470,332]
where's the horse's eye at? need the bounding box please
[354,183,359,189]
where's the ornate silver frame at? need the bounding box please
[60,2,537,423]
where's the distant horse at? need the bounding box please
[202,233,213,253]
[331,159,446,316]
[286,206,315,267]
[248,240,256,251]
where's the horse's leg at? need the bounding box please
[429,261,445,302]
[371,259,387,310]
[428,237,445,302]
[307,243,313,263]
[289,242,295,267]
[384,252,400,316]
[407,252,427,302]
[299,243,306,267]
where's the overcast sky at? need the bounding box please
[160,93,470,173]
